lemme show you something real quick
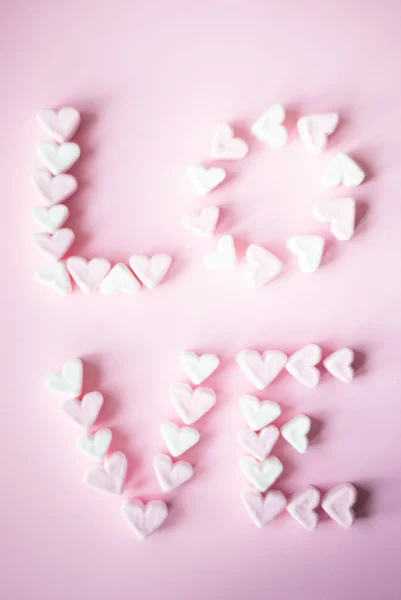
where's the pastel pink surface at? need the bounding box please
[2,1,401,599]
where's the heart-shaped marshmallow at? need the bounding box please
[286,486,321,531]
[85,451,127,495]
[246,244,283,287]
[122,499,168,540]
[321,152,365,188]
[202,234,237,270]
[160,422,200,457]
[237,426,279,461]
[61,391,103,430]
[251,104,288,148]
[323,348,354,383]
[321,483,357,528]
[281,414,311,453]
[77,428,112,461]
[31,205,69,234]
[285,344,322,388]
[129,254,172,289]
[153,453,194,492]
[36,108,81,143]
[32,228,75,261]
[35,262,72,295]
[313,198,356,241]
[99,263,140,295]
[37,141,81,175]
[170,383,216,425]
[181,206,220,238]
[239,456,283,492]
[297,113,339,155]
[286,235,325,273]
[67,257,111,294]
[45,358,83,396]
[186,165,226,196]
[239,395,281,431]
[236,349,287,390]
[211,123,248,160]
[179,351,220,385]
[32,169,78,207]
[241,487,286,528]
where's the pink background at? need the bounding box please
[1,0,401,598]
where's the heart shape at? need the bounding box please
[61,391,104,430]
[129,254,172,289]
[241,487,286,528]
[286,486,320,530]
[246,244,283,287]
[31,205,69,234]
[321,152,365,188]
[202,234,237,270]
[178,351,220,385]
[281,414,311,453]
[37,141,81,175]
[286,235,325,273]
[122,499,168,540]
[239,456,283,492]
[45,358,83,396]
[153,453,194,491]
[160,422,200,457]
[85,451,127,495]
[170,383,216,425]
[236,349,287,390]
[186,165,226,196]
[239,394,281,431]
[321,483,357,528]
[237,426,279,461]
[35,262,72,295]
[285,344,322,388]
[77,428,112,461]
[211,123,248,160]
[181,206,220,238]
[32,228,75,261]
[99,263,140,295]
[297,113,339,155]
[323,348,354,383]
[251,104,288,148]
[313,198,356,241]
[67,257,111,294]
[32,168,78,207]
[36,107,81,143]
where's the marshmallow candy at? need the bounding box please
[287,486,320,531]
[129,254,172,289]
[61,391,103,430]
[237,426,279,461]
[239,456,283,492]
[99,263,140,295]
[77,429,112,461]
[286,235,325,273]
[323,348,354,383]
[37,141,81,175]
[251,104,288,148]
[170,383,216,425]
[67,257,111,294]
[202,234,237,270]
[321,152,365,188]
[285,344,322,388]
[179,351,219,385]
[35,262,72,295]
[236,349,287,390]
[36,108,81,143]
[85,451,127,495]
[246,244,283,287]
[32,228,75,261]
[31,205,69,234]
[281,415,311,453]
[32,168,78,207]
[313,198,356,241]
[211,123,248,160]
[186,165,226,196]
[153,453,194,491]
[181,206,220,238]
[122,499,168,540]
[45,358,83,396]
[321,483,357,528]
[239,394,281,431]
[297,113,339,155]
[241,487,286,528]
[160,422,200,457]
